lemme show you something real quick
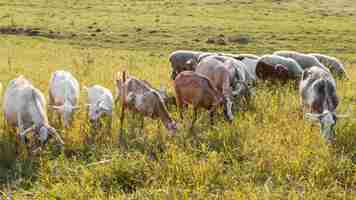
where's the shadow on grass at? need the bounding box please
[0,130,40,190]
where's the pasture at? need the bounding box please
[0,0,355,199]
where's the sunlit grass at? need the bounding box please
[0,0,355,199]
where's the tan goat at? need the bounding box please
[115,72,177,134]
[174,71,231,129]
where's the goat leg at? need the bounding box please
[140,114,145,135]
[57,113,62,127]
[209,110,215,126]
[190,106,198,133]
[175,91,184,120]
[108,116,112,131]
[157,120,161,135]
[177,101,184,120]
[17,112,27,144]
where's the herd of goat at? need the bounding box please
[0,50,352,153]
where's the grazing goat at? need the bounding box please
[300,66,347,141]
[3,76,64,151]
[116,72,177,134]
[84,85,114,124]
[191,55,252,104]
[190,54,255,84]
[274,50,330,72]
[195,58,235,121]
[49,70,80,128]
[256,55,303,82]
[169,50,209,80]
[214,54,257,82]
[309,53,349,79]
[223,57,257,83]
[174,71,231,128]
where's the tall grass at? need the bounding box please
[0,39,354,199]
[0,0,355,198]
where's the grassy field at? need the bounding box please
[0,0,355,199]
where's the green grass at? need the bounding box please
[0,0,355,199]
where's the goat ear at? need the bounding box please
[305,113,321,121]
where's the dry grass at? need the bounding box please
[0,0,355,199]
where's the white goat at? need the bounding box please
[3,75,64,148]
[49,70,80,128]
[84,85,114,123]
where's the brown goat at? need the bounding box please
[195,58,234,121]
[115,72,177,134]
[174,71,229,129]
[256,62,291,83]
